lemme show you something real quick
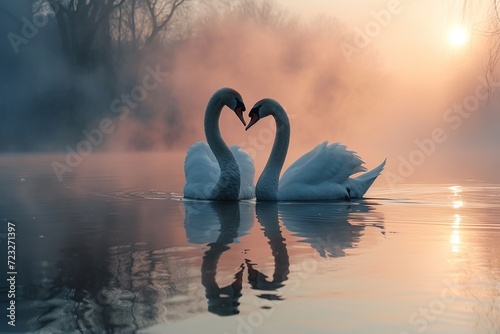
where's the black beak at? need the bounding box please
[245,112,260,131]
[234,99,246,126]
[234,107,246,126]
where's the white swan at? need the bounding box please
[245,98,386,201]
[184,88,255,200]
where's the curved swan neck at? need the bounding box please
[256,203,290,282]
[204,94,240,199]
[205,97,232,161]
[256,106,290,201]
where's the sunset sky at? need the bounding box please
[2,0,498,185]
[229,0,500,185]
[276,0,483,67]
[77,0,499,185]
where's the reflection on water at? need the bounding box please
[278,201,383,258]
[183,200,381,319]
[28,211,205,333]
[185,201,246,316]
[184,200,253,245]
[1,153,500,333]
[247,203,290,298]
[451,214,461,253]
[449,186,462,254]
[184,201,291,315]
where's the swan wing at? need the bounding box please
[183,142,220,199]
[230,145,255,199]
[280,142,325,181]
[277,142,372,200]
[343,159,386,198]
[280,142,366,189]
[183,142,255,200]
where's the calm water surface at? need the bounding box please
[0,153,499,333]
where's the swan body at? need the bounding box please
[184,142,255,200]
[245,98,385,201]
[183,88,255,200]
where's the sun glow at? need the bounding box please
[449,186,462,196]
[449,27,469,47]
[449,186,463,208]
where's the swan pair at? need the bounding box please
[183,88,386,201]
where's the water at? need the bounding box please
[1,152,499,333]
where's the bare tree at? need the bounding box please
[45,0,194,73]
[226,0,295,30]
[110,0,194,55]
[47,0,125,71]
[483,1,500,86]
[462,0,500,88]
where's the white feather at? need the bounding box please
[251,98,385,201]
[183,88,255,200]
[184,142,255,200]
[278,142,383,200]
[230,145,256,200]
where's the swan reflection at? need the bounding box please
[183,201,253,316]
[278,200,384,257]
[183,200,253,244]
[246,202,290,300]
[183,201,293,312]
[183,199,384,316]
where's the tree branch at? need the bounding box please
[145,0,158,30]
[159,0,188,31]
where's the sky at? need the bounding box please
[246,0,500,185]
[101,0,497,185]
[1,0,499,185]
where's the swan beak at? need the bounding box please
[234,107,247,126]
[245,113,259,131]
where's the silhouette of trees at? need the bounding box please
[482,1,500,85]
[0,0,375,151]
[111,0,194,59]
[461,0,500,86]
[44,0,193,78]
[45,0,123,71]
[0,0,201,151]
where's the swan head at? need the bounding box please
[217,87,247,126]
[245,98,282,131]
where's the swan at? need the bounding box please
[245,98,386,201]
[183,88,255,200]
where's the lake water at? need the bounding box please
[0,152,499,333]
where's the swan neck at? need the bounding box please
[204,95,239,199]
[256,108,290,201]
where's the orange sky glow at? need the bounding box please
[105,0,500,185]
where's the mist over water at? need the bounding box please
[1,0,499,183]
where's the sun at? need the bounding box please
[449,27,469,47]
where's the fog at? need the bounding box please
[1,0,499,185]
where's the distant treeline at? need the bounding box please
[0,0,379,152]
[0,0,198,151]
